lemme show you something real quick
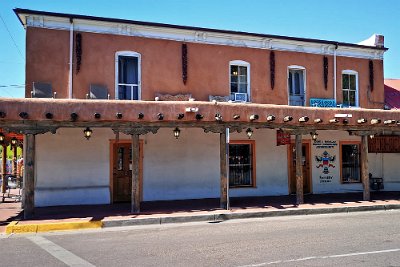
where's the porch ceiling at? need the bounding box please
[0,98,399,134]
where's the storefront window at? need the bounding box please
[341,143,361,183]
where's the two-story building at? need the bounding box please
[1,8,398,218]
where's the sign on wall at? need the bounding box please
[276,130,290,146]
[313,140,337,183]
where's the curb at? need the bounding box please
[102,204,400,228]
[5,220,102,234]
[5,204,400,234]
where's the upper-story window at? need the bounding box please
[288,66,306,106]
[230,60,250,102]
[342,70,358,107]
[115,51,141,100]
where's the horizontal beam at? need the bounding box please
[0,98,399,132]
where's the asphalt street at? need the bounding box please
[1,210,400,266]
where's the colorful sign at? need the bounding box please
[315,151,336,174]
[313,140,337,184]
[276,130,290,146]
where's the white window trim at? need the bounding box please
[341,70,359,107]
[287,65,307,106]
[229,60,251,102]
[115,51,142,100]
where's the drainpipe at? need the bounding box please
[68,18,74,99]
[333,44,338,103]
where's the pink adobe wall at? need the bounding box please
[25,27,384,108]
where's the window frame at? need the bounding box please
[287,65,306,106]
[115,51,142,100]
[229,60,251,102]
[341,70,359,107]
[228,140,256,188]
[340,141,362,184]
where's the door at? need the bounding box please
[288,143,311,194]
[288,69,305,106]
[117,54,140,100]
[112,141,143,202]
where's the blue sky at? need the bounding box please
[0,0,399,97]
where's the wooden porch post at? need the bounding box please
[12,144,17,177]
[1,144,6,194]
[220,131,228,209]
[361,135,370,201]
[24,134,35,219]
[295,134,304,205]
[131,134,140,213]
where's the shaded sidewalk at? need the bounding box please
[2,192,400,234]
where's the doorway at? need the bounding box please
[288,142,311,194]
[110,140,143,202]
[288,68,305,106]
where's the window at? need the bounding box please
[342,70,358,107]
[341,143,361,183]
[229,141,255,187]
[288,66,306,106]
[115,52,141,100]
[230,60,250,101]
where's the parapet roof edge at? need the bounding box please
[13,8,388,52]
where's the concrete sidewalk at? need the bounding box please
[2,192,400,234]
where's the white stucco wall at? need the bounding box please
[369,152,400,191]
[34,127,289,206]
[143,128,288,201]
[34,127,399,207]
[35,128,113,206]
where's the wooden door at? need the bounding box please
[288,69,305,106]
[289,143,311,194]
[112,142,143,202]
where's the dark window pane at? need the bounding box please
[231,65,238,76]
[230,83,238,93]
[118,85,139,100]
[117,147,124,170]
[349,91,356,106]
[350,74,356,90]
[342,74,349,89]
[343,90,349,105]
[294,72,300,95]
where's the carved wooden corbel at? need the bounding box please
[114,126,159,136]
[3,127,58,135]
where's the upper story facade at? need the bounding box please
[15,9,388,109]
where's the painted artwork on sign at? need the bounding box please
[315,151,336,174]
[313,140,337,184]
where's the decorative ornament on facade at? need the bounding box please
[270,51,275,90]
[323,56,328,90]
[182,43,188,85]
[315,151,336,174]
[76,33,82,74]
[369,60,374,92]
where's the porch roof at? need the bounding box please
[0,98,399,134]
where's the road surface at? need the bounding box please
[1,210,400,266]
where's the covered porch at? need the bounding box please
[0,98,399,219]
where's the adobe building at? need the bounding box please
[1,8,398,218]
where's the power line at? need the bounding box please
[0,13,24,60]
[0,84,25,88]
